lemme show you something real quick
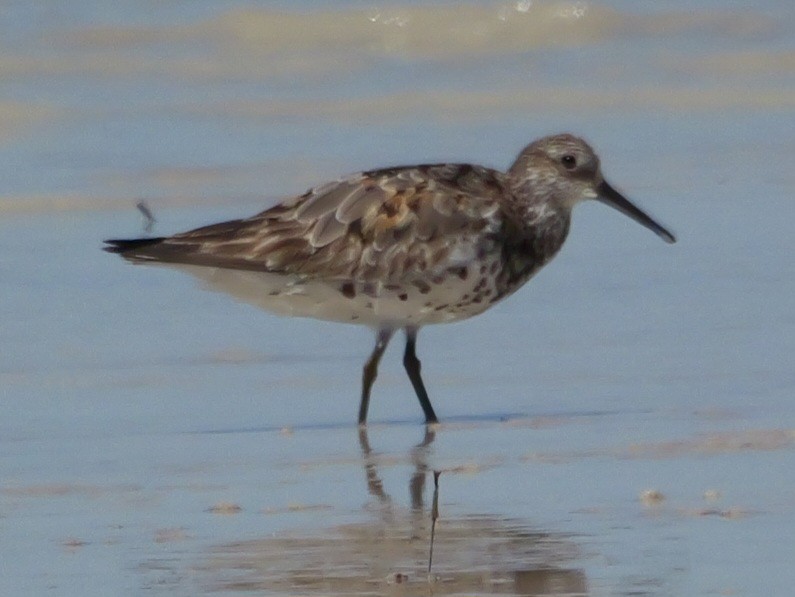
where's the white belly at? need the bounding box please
[164,262,503,328]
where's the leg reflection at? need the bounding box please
[357,425,436,514]
[358,426,391,506]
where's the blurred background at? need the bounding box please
[2,0,793,430]
[1,2,793,595]
[3,1,793,210]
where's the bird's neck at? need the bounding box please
[520,202,570,263]
[506,175,572,237]
[497,198,571,294]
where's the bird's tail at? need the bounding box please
[103,237,166,254]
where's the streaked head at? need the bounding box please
[509,134,676,244]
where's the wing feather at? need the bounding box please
[108,164,509,283]
[294,180,362,221]
[335,186,384,224]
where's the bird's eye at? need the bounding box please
[561,155,577,169]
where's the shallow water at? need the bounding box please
[1,1,794,595]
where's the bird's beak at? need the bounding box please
[595,180,676,244]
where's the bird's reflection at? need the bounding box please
[358,424,434,513]
[200,425,587,596]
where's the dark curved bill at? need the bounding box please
[596,180,676,244]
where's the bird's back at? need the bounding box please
[106,163,540,327]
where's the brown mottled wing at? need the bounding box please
[110,164,508,283]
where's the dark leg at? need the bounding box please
[403,327,439,424]
[359,328,394,425]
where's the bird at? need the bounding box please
[105,134,675,426]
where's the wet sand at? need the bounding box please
[1,1,794,595]
[2,415,793,595]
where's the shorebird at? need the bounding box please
[105,134,675,425]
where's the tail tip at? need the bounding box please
[103,237,164,255]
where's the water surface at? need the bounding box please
[1,2,793,595]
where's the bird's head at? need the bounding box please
[508,134,676,244]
